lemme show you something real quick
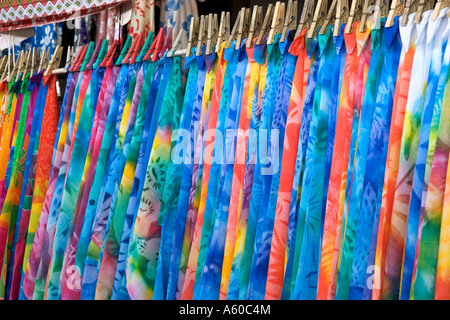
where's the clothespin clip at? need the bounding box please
[268,2,285,44]
[31,47,40,76]
[386,0,405,27]
[130,34,145,64]
[401,0,419,25]
[44,45,63,77]
[281,0,298,42]
[16,50,28,80]
[367,0,388,30]
[225,10,242,49]
[64,46,73,70]
[8,51,21,82]
[115,36,132,66]
[205,13,219,55]
[24,49,33,76]
[5,54,14,82]
[247,6,263,47]
[413,0,432,23]
[100,40,119,67]
[167,29,184,57]
[359,0,376,32]
[307,0,328,38]
[145,28,165,61]
[121,36,139,65]
[1,55,12,82]
[196,15,209,56]
[216,12,231,52]
[93,40,109,69]
[345,0,363,33]
[235,8,251,50]
[296,0,315,37]
[80,42,95,71]
[334,0,349,36]
[186,17,200,57]
[68,46,82,72]
[86,40,103,70]
[432,0,450,20]
[320,0,337,35]
[136,31,155,62]
[162,28,173,55]
[72,45,88,72]
[0,56,7,81]
[256,4,274,45]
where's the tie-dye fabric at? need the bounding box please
[165,50,207,300]
[414,14,450,300]
[380,10,435,300]
[127,55,184,300]
[61,65,120,300]
[7,72,47,300]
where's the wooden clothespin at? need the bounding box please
[413,0,433,23]
[196,15,209,56]
[16,50,27,81]
[401,0,420,25]
[167,29,184,57]
[386,0,405,27]
[369,0,389,30]
[216,12,231,52]
[43,48,52,72]
[24,49,33,76]
[31,47,40,76]
[295,0,315,37]
[307,0,329,38]
[5,54,14,82]
[64,46,73,70]
[235,8,251,49]
[226,10,242,49]
[44,45,63,77]
[186,17,200,57]
[1,55,12,82]
[281,0,298,42]
[345,0,364,33]
[256,4,274,45]
[8,51,21,82]
[205,13,219,55]
[0,56,7,81]
[246,6,263,47]
[334,0,350,36]
[358,0,376,32]
[432,0,450,20]
[268,2,285,44]
[320,0,338,35]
